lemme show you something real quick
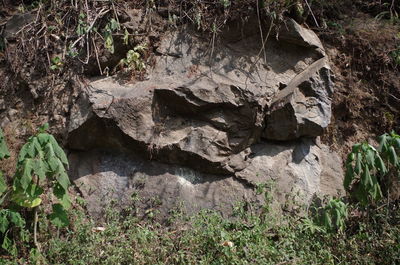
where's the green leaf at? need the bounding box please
[0,128,10,160]
[323,211,332,230]
[53,183,71,210]
[0,210,9,233]
[346,152,355,163]
[109,18,120,31]
[361,165,372,188]
[355,153,362,175]
[0,172,7,195]
[352,143,362,153]
[375,155,387,175]
[365,149,375,169]
[37,133,50,145]
[32,158,48,181]
[57,171,70,192]
[9,211,24,227]
[49,204,69,228]
[45,142,55,160]
[105,34,114,54]
[388,146,398,166]
[344,164,354,190]
[378,133,388,152]
[47,157,59,173]
[49,135,68,166]
[38,123,49,133]
[19,158,34,190]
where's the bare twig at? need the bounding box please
[70,7,109,48]
[92,38,103,75]
[256,0,267,64]
[304,0,320,28]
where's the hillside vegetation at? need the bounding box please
[0,0,399,264]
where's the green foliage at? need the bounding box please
[119,44,147,71]
[391,45,400,66]
[0,209,28,255]
[0,124,71,257]
[50,56,63,71]
[345,131,400,205]
[76,12,88,36]
[0,128,10,160]
[103,18,120,54]
[25,199,399,265]
[11,123,71,226]
[318,199,348,233]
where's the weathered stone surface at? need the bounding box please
[263,58,333,141]
[67,18,341,218]
[68,139,343,219]
[68,150,263,219]
[236,138,344,202]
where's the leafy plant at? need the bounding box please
[0,124,71,255]
[50,56,63,70]
[76,12,88,36]
[344,131,400,205]
[103,18,120,54]
[119,44,147,71]
[0,209,28,255]
[318,199,348,233]
[11,123,71,226]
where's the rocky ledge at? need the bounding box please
[67,18,343,219]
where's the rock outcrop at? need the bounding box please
[67,18,343,218]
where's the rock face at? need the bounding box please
[67,18,343,218]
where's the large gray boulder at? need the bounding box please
[67,18,342,218]
[263,58,333,140]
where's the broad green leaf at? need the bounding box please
[45,142,55,159]
[365,149,375,168]
[323,212,332,230]
[18,144,29,163]
[32,137,42,154]
[25,183,43,199]
[57,171,70,191]
[37,133,50,145]
[32,158,48,181]
[26,140,36,158]
[335,209,341,227]
[19,158,34,190]
[49,204,69,228]
[49,135,68,166]
[346,152,355,163]
[53,183,71,209]
[361,165,372,188]
[378,133,388,152]
[352,143,362,153]
[388,146,398,166]
[47,157,59,172]
[375,156,387,175]
[355,153,362,175]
